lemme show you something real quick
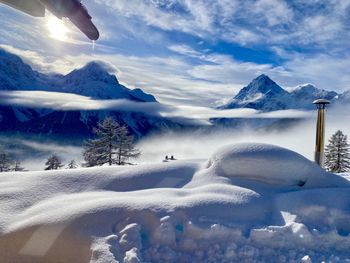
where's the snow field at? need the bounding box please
[0,143,349,263]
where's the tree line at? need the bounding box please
[0,121,349,173]
[0,151,24,172]
[0,117,141,171]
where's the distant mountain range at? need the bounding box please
[0,48,157,101]
[1,48,348,139]
[219,74,348,111]
[0,48,182,138]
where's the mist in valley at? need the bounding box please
[1,104,347,171]
[141,106,350,164]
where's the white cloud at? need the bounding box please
[280,54,350,91]
[0,44,70,74]
[0,91,164,115]
[0,90,313,124]
[92,0,350,49]
[138,104,350,165]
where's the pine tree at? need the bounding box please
[45,155,64,170]
[325,130,350,173]
[67,160,78,169]
[83,117,140,167]
[0,150,12,172]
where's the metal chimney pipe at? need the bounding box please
[313,99,330,168]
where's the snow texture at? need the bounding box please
[0,143,349,263]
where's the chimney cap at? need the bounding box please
[313,99,331,105]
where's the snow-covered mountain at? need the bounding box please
[338,89,350,104]
[290,84,338,109]
[0,49,156,102]
[0,49,179,138]
[220,74,292,111]
[220,74,340,111]
[55,62,157,102]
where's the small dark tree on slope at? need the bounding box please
[325,130,350,173]
[45,155,64,170]
[67,160,78,169]
[83,117,140,167]
[0,150,12,172]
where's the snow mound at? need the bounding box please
[208,143,326,186]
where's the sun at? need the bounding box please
[47,16,69,41]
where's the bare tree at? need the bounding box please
[45,155,64,170]
[83,117,140,167]
[115,125,140,165]
[325,130,350,173]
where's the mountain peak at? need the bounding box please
[60,61,124,98]
[295,83,317,91]
[82,61,113,73]
[290,83,338,107]
[0,49,157,103]
[248,74,281,88]
[219,74,291,111]
[255,74,270,80]
[235,74,286,100]
[66,61,118,84]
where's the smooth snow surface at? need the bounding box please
[208,143,324,186]
[0,143,349,263]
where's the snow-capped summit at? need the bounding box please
[220,74,291,111]
[219,75,340,112]
[290,84,337,109]
[235,74,287,99]
[64,61,118,85]
[0,48,157,102]
[59,61,156,101]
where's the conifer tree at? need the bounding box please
[67,160,78,169]
[325,130,350,173]
[45,155,64,170]
[83,117,140,167]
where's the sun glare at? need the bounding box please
[47,16,69,41]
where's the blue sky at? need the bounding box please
[1,0,350,107]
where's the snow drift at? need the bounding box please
[207,143,346,188]
[0,143,349,263]
[207,143,323,186]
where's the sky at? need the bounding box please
[1,0,350,108]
